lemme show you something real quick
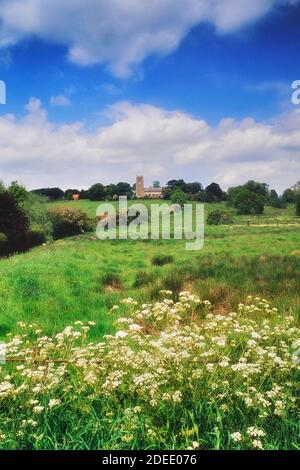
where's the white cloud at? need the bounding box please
[50,95,71,107]
[0,98,300,192]
[0,0,298,76]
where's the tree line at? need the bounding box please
[2,178,300,216]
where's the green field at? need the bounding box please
[0,200,299,450]
[0,201,299,338]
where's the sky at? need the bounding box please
[0,0,300,192]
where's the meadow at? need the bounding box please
[0,200,299,450]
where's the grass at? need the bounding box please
[0,200,299,450]
[0,294,299,450]
[0,204,299,339]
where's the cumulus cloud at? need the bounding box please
[0,0,298,76]
[50,95,71,107]
[0,98,299,191]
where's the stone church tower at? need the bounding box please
[136,176,145,198]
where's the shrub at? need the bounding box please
[0,191,29,250]
[151,255,174,266]
[133,271,155,288]
[47,206,90,239]
[8,181,28,206]
[0,293,298,450]
[23,193,53,241]
[101,272,123,291]
[207,209,235,225]
[24,230,46,249]
[170,189,187,207]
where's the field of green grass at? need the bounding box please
[0,201,299,339]
[49,198,298,221]
[0,200,299,450]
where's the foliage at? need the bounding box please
[207,209,235,225]
[115,182,133,199]
[47,206,91,239]
[231,189,265,215]
[31,188,64,201]
[205,182,223,202]
[0,191,29,250]
[269,190,285,208]
[88,183,106,201]
[151,255,174,266]
[0,293,298,450]
[228,181,269,209]
[23,193,53,241]
[7,181,28,206]
[170,189,188,207]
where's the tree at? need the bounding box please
[88,183,106,201]
[8,181,28,205]
[269,189,285,208]
[0,180,5,193]
[115,182,133,199]
[0,191,29,248]
[244,180,269,201]
[32,188,64,201]
[170,189,188,207]
[233,189,265,215]
[79,189,89,200]
[153,181,161,188]
[205,182,223,202]
[106,184,118,200]
[291,181,300,193]
[185,182,203,194]
[167,179,186,191]
[189,191,206,202]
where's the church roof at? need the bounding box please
[144,187,162,192]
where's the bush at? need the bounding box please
[24,230,46,249]
[151,255,174,266]
[0,191,29,249]
[101,272,123,291]
[23,193,53,241]
[8,181,28,206]
[207,210,235,225]
[170,189,187,207]
[47,206,90,239]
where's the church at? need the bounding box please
[135,176,163,199]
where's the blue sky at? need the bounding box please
[0,0,300,191]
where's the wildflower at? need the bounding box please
[115,330,128,339]
[48,399,61,409]
[231,432,242,442]
[252,439,264,450]
[172,391,182,403]
[33,406,44,414]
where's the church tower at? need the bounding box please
[136,176,145,198]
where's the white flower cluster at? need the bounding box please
[0,293,299,450]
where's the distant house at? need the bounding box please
[135,176,163,199]
[72,194,80,201]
